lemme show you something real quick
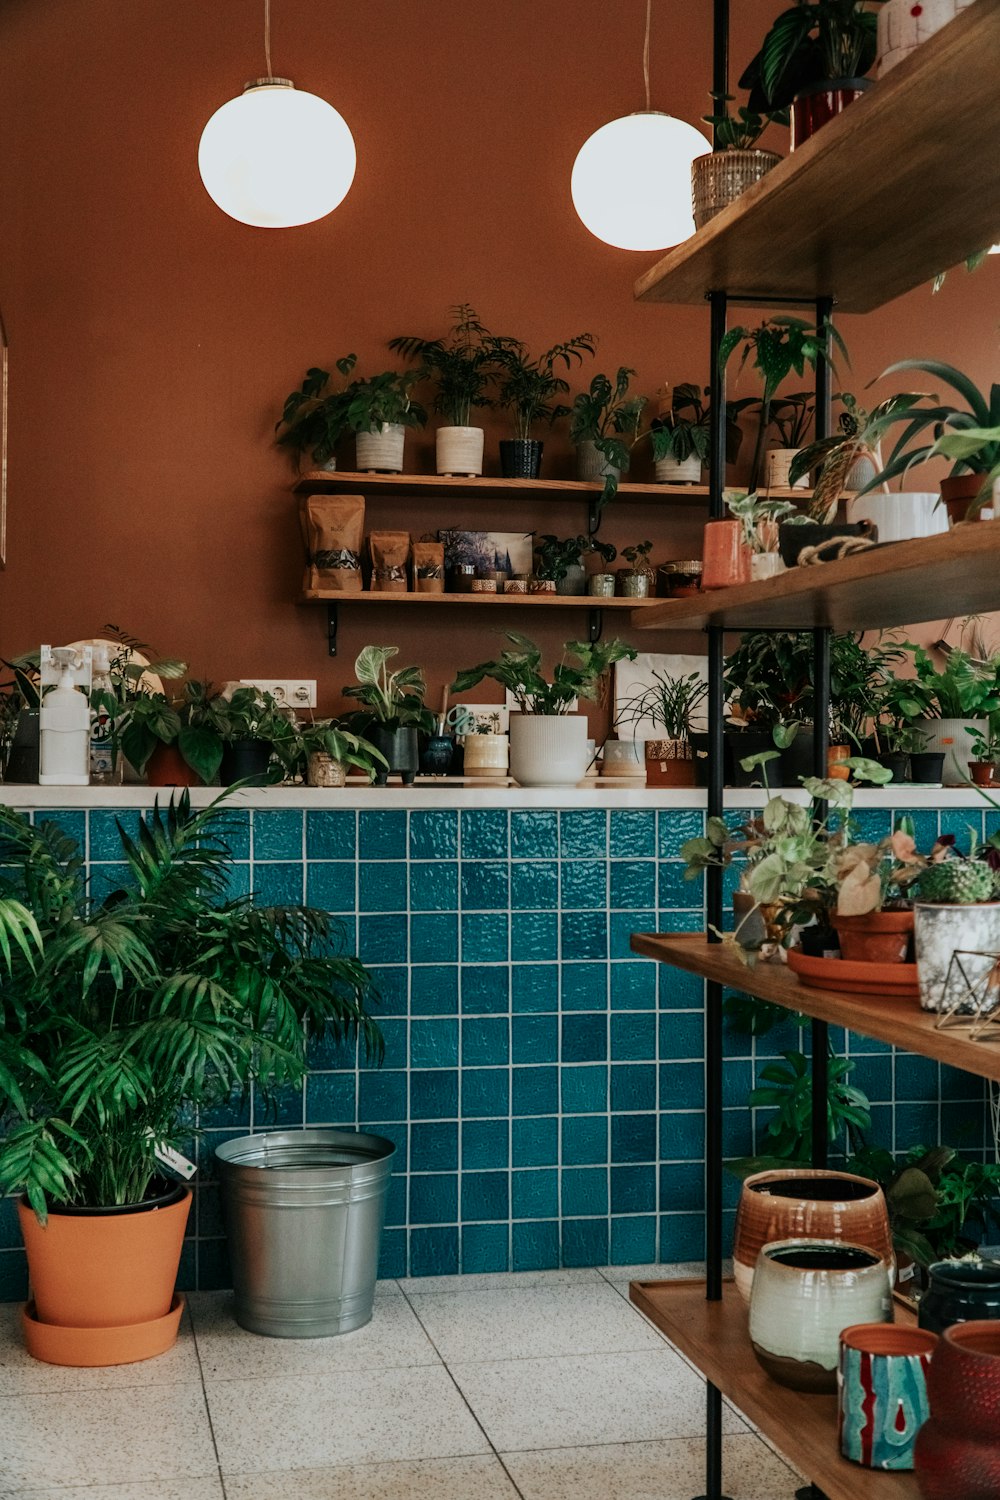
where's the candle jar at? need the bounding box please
[588,573,616,598]
[447,563,476,593]
[658,560,703,597]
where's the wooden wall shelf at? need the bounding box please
[630,524,1000,634]
[634,0,1000,312]
[301,589,661,608]
[292,470,709,504]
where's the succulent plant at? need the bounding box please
[917,858,997,905]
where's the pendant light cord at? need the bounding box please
[264,0,273,78]
[642,0,652,111]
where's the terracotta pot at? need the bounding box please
[839,1323,936,1470]
[941,471,991,524]
[832,909,914,964]
[702,519,751,589]
[17,1186,190,1365]
[644,740,697,788]
[791,77,874,149]
[970,762,995,786]
[146,742,202,787]
[827,744,852,780]
[915,1321,1000,1500]
[733,1169,894,1304]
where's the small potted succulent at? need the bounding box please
[618,669,708,787]
[568,366,647,489]
[297,719,388,787]
[389,304,496,477]
[343,646,434,786]
[452,632,636,787]
[488,331,596,478]
[913,836,1000,1013]
[618,540,655,598]
[343,370,427,473]
[534,534,617,596]
[725,491,805,580]
[275,355,358,471]
[692,91,787,228]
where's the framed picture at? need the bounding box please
[614,652,710,740]
[438,530,534,575]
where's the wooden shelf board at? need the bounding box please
[292,470,709,503]
[630,933,1000,1084]
[630,523,1000,633]
[301,589,662,608]
[630,1280,918,1500]
[634,0,1000,312]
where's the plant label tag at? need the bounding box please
[153,1143,197,1181]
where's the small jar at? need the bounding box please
[588,573,616,598]
[447,563,476,593]
[471,576,497,593]
[529,576,556,594]
[618,570,651,599]
[658,559,703,598]
[503,576,529,594]
[920,1260,1000,1335]
[462,735,509,776]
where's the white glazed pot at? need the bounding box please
[462,735,509,777]
[751,552,786,582]
[767,448,809,490]
[912,716,983,786]
[509,713,591,787]
[356,423,406,473]
[576,439,622,483]
[878,0,974,74]
[849,490,949,544]
[655,453,703,485]
[436,426,485,477]
[914,900,1000,1012]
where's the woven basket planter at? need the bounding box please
[692,149,781,229]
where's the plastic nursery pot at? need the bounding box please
[878,751,910,783]
[832,909,914,965]
[790,77,873,149]
[499,439,543,479]
[4,707,40,783]
[725,726,774,787]
[941,471,991,524]
[969,761,995,786]
[644,739,697,788]
[146,743,202,787]
[909,750,945,785]
[219,739,274,786]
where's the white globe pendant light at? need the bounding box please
[198,1,355,228]
[571,1,710,251]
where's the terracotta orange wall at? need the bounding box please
[0,0,997,726]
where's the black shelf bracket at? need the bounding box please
[326,604,338,658]
[587,608,603,644]
[588,491,601,536]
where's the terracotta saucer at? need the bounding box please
[787,946,919,998]
[21,1293,184,1367]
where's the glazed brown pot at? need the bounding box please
[733,1168,894,1304]
[915,1322,1000,1500]
[145,743,202,787]
[831,908,914,964]
[645,739,697,788]
[941,472,990,524]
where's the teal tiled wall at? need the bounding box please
[0,799,991,1297]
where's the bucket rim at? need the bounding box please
[214,1127,396,1172]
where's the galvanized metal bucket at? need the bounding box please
[215,1128,395,1338]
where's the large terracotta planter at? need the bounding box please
[832,909,914,965]
[915,1321,1000,1500]
[146,743,201,787]
[17,1185,190,1366]
[733,1169,893,1304]
[941,471,992,524]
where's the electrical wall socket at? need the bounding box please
[241,679,317,709]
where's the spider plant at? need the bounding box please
[867,362,1000,506]
[617,670,708,742]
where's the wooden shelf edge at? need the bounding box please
[292,470,709,500]
[299,590,663,607]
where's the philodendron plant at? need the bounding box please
[452,633,636,715]
[344,646,434,731]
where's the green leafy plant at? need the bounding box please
[118,685,224,785]
[274,356,359,467]
[191,685,300,775]
[296,720,388,781]
[617,670,707,741]
[568,367,647,515]
[621,540,654,573]
[342,370,427,434]
[867,362,1000,510]
[719,316,846,489]
[533,534,616,584]
[888,643,1000,721]
[790,390,923,514]
[702,91,788,149]
[846,1145,1000,1267]
[741,1,884,112]
[388,304,497,427]
[488,333,596,441]
[344,646,433,731]
[452,632,636,716]
[965,722,1000,764]
[650,382,710,465]
[726,492,806,554]
[747,1050,872,1161]
[0,792,382,1217]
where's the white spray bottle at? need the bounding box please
[39,646,93,785]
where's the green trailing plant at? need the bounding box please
[488,333,596,441]
[296,720,388,782]
[789,390,922,515]
[702,91,788,149]
[745,1050,873,1163]
[719,316,847,490]
[452,632,637,716]
[568,367,647,515]
[275,356,359,468]
[191,685,300,775]
[617,670,708,741]
[740,1,884,112]
[388,304,497,427]
[726,492,807,554]
[533,534,616,584]
[342,370,427,434]
[344,646,433,731]
[0,791,382,1218]
[845,1145,1000,1267]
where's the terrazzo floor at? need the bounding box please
[0,1266,801,1499]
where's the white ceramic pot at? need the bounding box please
[914,900,1000,1012]
[509,713,591,787]
[912,716,983,786]
[462,734,509,777]
[767,448,809,490]
[849,490,949,544]
[655,453,703,485]
[749,1239,892,1392]
[600,738,645,778]
[436,426,485,477]
[878,0,974,74]
[751,552,786,582]
[576,439,622,483]
[356,423,406,473]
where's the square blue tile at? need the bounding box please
[411,913,458,963]
[610,1008,657,1060]
[850,1053,893,1103]
[410,1069,459,1120]
[560,1065,608,1114]
[610,810,656,859]
[563,1218,609,1267]
[659,967,704,1010]
[658,808,704,857]
[512,1013,558,1065]
[461,809,509,860]
[560,811,607,859]
[611,1164,656,1213]
[611,910,654,960]
[359,1070,407,1121]
[410,809,458,859]
[659,1011,704,1061]
[462,1118,509,1170]
[383,1174,407,1228]
[305,1072,355,1123]
[511,810,559,859]
[410,1120,458,1172]
[306,862,355,912]
[561,861,607,910]
[410,1019,459,1069]
[462,1016,509,1067]
[511,910,559,961]
[512,1065,558,1116]
[359,913,407,965]
[722,1059,753,1107]
[461,965,510,1014]
[660,1111,704,1161]
[462,1170,508,1222]
[368,964,408,1017]
[660,1061,704,1109]
[660,1212,705,1263]
[410,861,458,912]
[462,1068,510,1118]
[358,810,407,860]
[511,860,559,910]
[461,912,509,963]
[36,810,86,850]
[512,1219,559,1270]
[359,861,407,913]
[562,1013,607,1063]
[410,1226,459,1276]
[512,963,559,1013]
[513,1115,559,1167]
[461,861,509,911]
[895,1052,940,1100]
[612,1113,657,1163]
[562,1166,608,1218]
[659,862,703,911]
[89,809,143,862]
[410,1173,458,1224]
[561,911,608,961]
[378,1228,407,1278]
[252,808,302,861]
[307,809,356,859]
[513,1168,559,1219]
[660,1160,706,1213]
[410,965,459,1015]
[462,1222,509,1273]
[610,860,657,911]
[253,863,304,906]
[223,864,251,899]
[611,1064,656,1112]
[561,962,608,1011]
[562,1113,608,1165]
[610,1214,657,1264]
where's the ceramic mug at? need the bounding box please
[838,1322,936,1470]
[702,520,751,590]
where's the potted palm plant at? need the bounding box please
[274,356,358,471]
[389,304,496,477]
[343,370,427,473]
[297,718,388,786]
[488,332,596,478]
[618,669,708,787]
[343,645,434,785]
[692,91,787,228]
[453,632,636,787]
[0,792,382,1365]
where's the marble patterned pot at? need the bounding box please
[915,1321,1000,1500]
[913,900,1000,1011]
[839,1323,936,1470]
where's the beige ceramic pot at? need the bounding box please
[356,423,405,473]
[436,426,484,477]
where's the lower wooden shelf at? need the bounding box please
[301,590,661,608]
[630,1280,919,1500]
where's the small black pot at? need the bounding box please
[797,923,839,958]
[779,722,816,787]
[725,727,776,788]
[878,752,910,784]
[919,1259,1000,1335]
[371,726,419,786]
[220,739,274,786]
[499,439,543,479]
[910,750,946,785]
[778,520,878,568]
[5,708,40,784]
